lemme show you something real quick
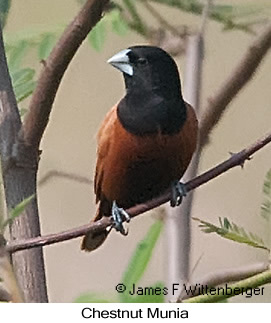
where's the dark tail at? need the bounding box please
[81,207,109,252]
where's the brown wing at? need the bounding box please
[174,102,198,173]
[94,105,118,204]
[81,106,118,251]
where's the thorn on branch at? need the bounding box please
[40,59,47,68]
[229,152,252,169]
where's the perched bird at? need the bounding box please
[81,46,198,252]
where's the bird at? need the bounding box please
[81,45,198,252]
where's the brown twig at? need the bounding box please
[21,0,109,150]
[7,130,271,253]
[199,22,271,147]
[178,262,269,301]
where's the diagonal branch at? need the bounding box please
[183,269,271,303]
[199,22,271,147]
[20,0,109,150]
[179,262,269,301]
[7,130,271,253]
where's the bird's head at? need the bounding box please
[107,45,182,100]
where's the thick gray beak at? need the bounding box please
[107,49,133,76]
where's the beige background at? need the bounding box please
[5,0,271,302]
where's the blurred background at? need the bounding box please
[3,0,271,302]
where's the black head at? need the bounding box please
[107,46,186,136]
[108,45,182,100]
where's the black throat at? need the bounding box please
[117,84,187,136]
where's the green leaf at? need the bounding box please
[120,220,163,302]
[110,10,128,36]
[74,293,112,303]
[88,19,107,52]
[7,40,29,72]
[73,221,163,304]
[225,4,265,20]
[4,24,64,67]
[212,4,234,16]
[38,33,57,60]
[5,25,64,50]
[14,81,36,103]
[261,169,271,221]
[211,4,264,21]
[2,195,35,229]
[11,68,35,86]
[11,68,36,103]
[193,217,269,252]
[223,217,231,230]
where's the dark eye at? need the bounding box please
[137,58,148,66]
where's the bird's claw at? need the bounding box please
[111,201,130,235]
[170,181,187,207]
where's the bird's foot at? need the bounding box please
[111,201,130,235]
[170,181,187,207]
